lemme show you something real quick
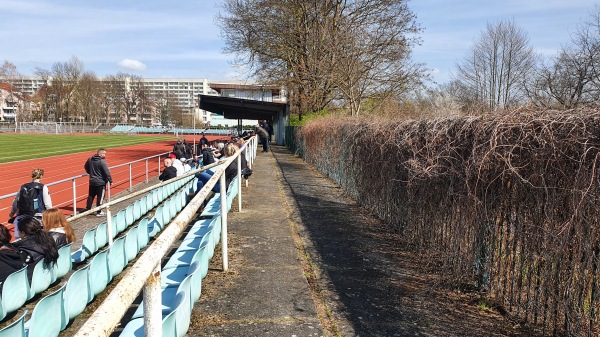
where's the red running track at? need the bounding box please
[0,135,229,221]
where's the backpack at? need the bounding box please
[16,182,43,216]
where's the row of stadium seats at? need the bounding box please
[119,172,242,336]
[0,174,197,336]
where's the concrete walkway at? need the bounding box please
[188,146,324,336]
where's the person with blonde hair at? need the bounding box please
[9,168,52,239]
[42,208,76,247]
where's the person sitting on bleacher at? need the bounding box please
[0,225,26,284]
[42,208,76,248]
[222,143,239,191]
[159,158,178,182]
[13,215,59,282]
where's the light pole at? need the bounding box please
[190,93,196,155]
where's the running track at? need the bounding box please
[0,135,228,221]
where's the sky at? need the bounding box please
[0,0,597,84]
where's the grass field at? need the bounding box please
[0,133,175,163]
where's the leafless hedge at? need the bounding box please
[297,109,600,336]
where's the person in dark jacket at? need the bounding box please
[159,158,178,182]
[13,215,59,282]
[42,208,76,248]
[201,143,216,166]
[255,124,269,152]
[0,225,26,285]
[9,168,53,239]
[173,139,186,159]
[84,148,112,216]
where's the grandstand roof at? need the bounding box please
[198,94,287,121]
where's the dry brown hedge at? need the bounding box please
[296,108,600,336]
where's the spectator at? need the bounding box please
[0,225,26,284]
[191,155,201,169]
[159,158,177,182]
[13,215,59,282]
[201,143,216,166]
[182,138,193,158]
[255,124,269,152]
[9,168,53,239]
[172,139,186,159]
[263,121,272,143]
[223,143,240,190]
[181,158,192,173]
[84,148,112,217]
[199,132,209,148]
[42,208,76,248]
[170,153,184,176]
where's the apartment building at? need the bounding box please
[0,76,285,126]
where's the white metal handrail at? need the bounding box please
[0,151,172,215]
[74,136,258,337]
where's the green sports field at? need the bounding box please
[0,133,175,163]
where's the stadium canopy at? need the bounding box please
[198,94,287,121]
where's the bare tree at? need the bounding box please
[456,20,536,112]
[219,0,424,117]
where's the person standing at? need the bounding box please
[84,148,112,216]
[9,168,52,239]
[255,124,269,152]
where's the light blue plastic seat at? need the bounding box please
[140,195,149,215]
[29,261,55,299]
[1,266,29,315]
[137,217,150,250]
[119,292,185,337]
[89,249,109,298]
[124,225,139,263]
[199,194,221,218]
[64,264,91,321]
[54,242,73,280]
[71,228,97,263]
[125,204,135,226]
[0,311,27,337]
[116,209,128,234]
[108,236,127,280]
[162,200,173,226]
[151,189,159,208]
[148,206,165,237]
[24,284,66,337]
[95,221,109,250]
[162,243,209,275]
[131,264,197,320]
[133,200,142,221]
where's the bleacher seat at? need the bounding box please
[24,284,66,336]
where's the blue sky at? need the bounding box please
[410,0,596,84]
[0,0,596,84]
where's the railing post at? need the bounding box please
[158,156,162,175]
[220,172,228,272]
[129,163,133,192]
[72,178,77,215]
[107,183,111,203]
[106,207,113,245]
[143,265,162,337]
[237,155,242,212]
[145,159,149,183]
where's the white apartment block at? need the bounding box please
[0,76,285,126]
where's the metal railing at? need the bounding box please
[74,135,258,337]
[0,151,173,216]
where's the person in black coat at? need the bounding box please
[159,158,178,182]
[13,215,59,282]
[84,148,112,216]
[0,225,26,285]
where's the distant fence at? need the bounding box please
[296,110,600,337]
